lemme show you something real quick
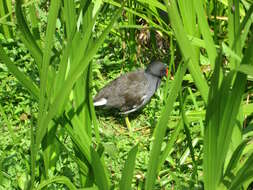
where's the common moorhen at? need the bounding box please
[93,61,168,116]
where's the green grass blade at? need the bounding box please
[119,144,138,190]
[0,0,11,38]
[178,0,196,35]
[104,0,172,36]
[224,139,249,177]
[136,0,167,11]
[165,0,209,103]
[194,0,217,68]
[235,64,253,76]
[0,155,2,187]
[28,3,40,43]
[228,0,241,69]
[30,120,36,189]
[222,42,242,62]
[238,4,253,45]
[90,147,110,190]
[228,153,253,190]
[88,63,101,143]
[180,96,198,184]
[36,0,61,150]
[187,87,204,134]
[204,52,223,190]
[240,4,253,48]
[15,0,42,70]
[203,36,253,190]
[35,7,122,147]
[56,135,89,175]
[36,176,77,190]
[80,187,99,190]
[64,121,91,163]
[158,119,183,171]
[73,68,92,137]
[63,0,76,39]
[217,36,253,174]
[127,0,137,63]
[39,0,61,103]
[53,32,79,107]
[145,62,187,190]
[179,137,200,165]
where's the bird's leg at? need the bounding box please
[125,116,131,131]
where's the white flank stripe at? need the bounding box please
[94,98,107,106]
[141,95,147,101]
[121,108,138,115]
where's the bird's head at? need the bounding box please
[146,61,168,78]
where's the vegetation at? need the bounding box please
[0,0,253,189]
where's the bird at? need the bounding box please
[93,61,168,129]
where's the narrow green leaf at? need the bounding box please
[15,0,42,70]
[64,122,91,163]
[194,0,217,68]
[222,42,242,62]
[158,119,183,171]
[217,36,253,174]
[91,147,110,190]
[187,35,242,63]
[228,0,241,69]
[36,176,77,190]
[0,0,11,38]
[80,187,99,190]
[30,120,36,189]
[179,138,200,166]
[63,0,76,39]
[235,64,253,76]
[88,63,101,143]
[136,0,167,11]
[72,68,92,138]
[237,4,253,49]
[0,155,3,186]
[104,0,173,36]
[204,52,223,190]
[229,154,253,190]
[165,0,209,103]
[35,7,122,147]
[178,0,196,35]
[119,144,138,190]
[180,98,198,185]
[28,3,40,45]
[145,62,187,190]
[36,0,61,148]
[224,140,249,177]
[55,135,89,175]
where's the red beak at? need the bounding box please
[166,68,168,77]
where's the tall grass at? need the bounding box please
[146,0,253,189]
[0,0,253,189]
[0,0,13,38]
[1,0,124,189]
[104,0,253,189]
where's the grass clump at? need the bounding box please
[0,0,253,189]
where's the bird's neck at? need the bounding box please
[145,71,162,79]
[145,73,162,91]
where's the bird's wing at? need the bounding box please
[117,71,149,112]
[94,70,149,111]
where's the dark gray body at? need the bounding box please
[93,61,167,114]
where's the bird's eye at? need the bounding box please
[160,68,168,77]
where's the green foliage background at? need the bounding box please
[0,0,253,189]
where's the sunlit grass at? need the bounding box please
[0,0,252,189]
